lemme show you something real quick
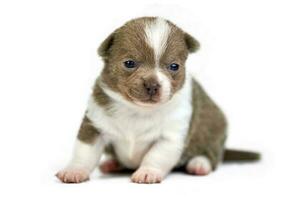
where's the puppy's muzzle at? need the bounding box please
[144,82,160,96]
[143,78,161,98]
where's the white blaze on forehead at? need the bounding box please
[144,18,172,103]
[144,18,171,63]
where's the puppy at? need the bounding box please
[56,17,259,184]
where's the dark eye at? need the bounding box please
[169,63,179,71]
[123,60,136,68]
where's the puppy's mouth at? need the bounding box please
[126,89,162,106]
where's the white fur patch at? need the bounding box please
[144,18,171,64]
[66,139,104,172]
[156,69,171,103]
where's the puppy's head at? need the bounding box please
[99,17,199,106]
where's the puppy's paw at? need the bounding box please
[186,155,212,176]
[131,167,163,184]
[56,168,89,183]
[99,159,122,174]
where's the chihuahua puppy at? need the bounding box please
[56,17,259,184]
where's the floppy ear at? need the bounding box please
[184,32,200,53]
[97,32,115,59]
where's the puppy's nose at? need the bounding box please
[144,80,161,96]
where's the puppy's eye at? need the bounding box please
[123,60,136,68]
[168,63,179,71]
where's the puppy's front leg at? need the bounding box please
[131,137,183,184]
[56,116,104,183]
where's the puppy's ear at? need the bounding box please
[184,32,200,53]
[97,32,115,59]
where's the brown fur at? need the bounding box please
[179,80,227,170]
[93,78,111,107]
[77,116,100,144]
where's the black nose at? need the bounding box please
[144,81,161,96]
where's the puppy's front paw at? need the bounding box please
[186,155,212,176]
[56,168,89,183]
[131,167,163,184]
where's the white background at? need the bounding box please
[0,0,299,199]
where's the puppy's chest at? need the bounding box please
[98,108,165,168]
[103,109,163,140]
[111,130,158,168]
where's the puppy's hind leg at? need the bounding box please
[99,158,123,174]
[181,80,227,175]
[186,155,212,175]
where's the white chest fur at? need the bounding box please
[86,76,193,169]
